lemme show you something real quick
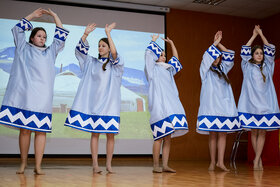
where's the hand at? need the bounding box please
[255,25,263,36]
[105,22,116,34]
[252,26,259,36]
[161,37,174,45]
[151,34,159,42]
[43,8,57,17]
[31,8,47,18]
[213,31,222,46]
[84,23,97,36]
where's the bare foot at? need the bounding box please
[253,159,260,171]
[259,159,263,171]
[93,166,102,174]
[16,162,27,174]
[106,167,115,174]
[152,167,162,173]
[163,166,176,173]
[216,163,230,172]
[34,168,45,175]
[208,163,215,171]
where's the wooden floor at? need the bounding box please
[1,157,280,187]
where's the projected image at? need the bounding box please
[0,18,165,140]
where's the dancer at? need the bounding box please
[65,22,123,173]
[145,34,188,173]
[197,31,240,171]
[0,8,69,174]
[238,25,280,170]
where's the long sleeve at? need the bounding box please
[49,26,69,59]
[200,45,221,81]
[75,38,90,72]
[263,44,276,74]
[12,18,33,51]
[167,56,182,76]
[109,52,124,77]
[220,50,235,74]
[145,41,163,80]
[240,45,252,72]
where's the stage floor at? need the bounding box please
[0,157,279,186]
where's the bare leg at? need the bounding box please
[106,133,115,173]
[153,138,163,173]
[255,130,266,170]
[208,132,217,171]
[91,133,101,173]
[34,131,46,175]
[162,135,176,173]
[251,129,260,170]
[17,129,31,174]
[216,132,229,171]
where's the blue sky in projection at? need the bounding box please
[0,18,165,71]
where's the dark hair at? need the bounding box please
[210,61,230,84]
[29,27,47,47]
[249,45,266,82]
[98,38,110,71]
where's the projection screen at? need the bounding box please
[0,0,165,154]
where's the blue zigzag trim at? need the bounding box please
[54,26,69,41]
[241,45,251,56]
[65,110,120,133]
[222,51,234,62]
[151,117,174,141]
[109,53,120,65]
[168,56,182,73]
[16,18,33,31]
[169,114,188,130]
[147,41,163,58]
[197,115,240,132]
[76,39,89,55]
[264,44,275,57]
[238,112,280,129]
[0,105,52,132]
[207,45,221,60]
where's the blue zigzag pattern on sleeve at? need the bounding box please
[207,45,221,60]
[239,112,280,129]
[76,39,89,55]
[0,105,52,132]
[168,56,182,73]
[16,18,32,31]
[264,44,275,57]
[197,115,240,132]
[222,51,234,62]
[241,46,251,56]
[147,41,163,58]
[65,110,120,133]
[54,27,69,41]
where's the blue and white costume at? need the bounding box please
[197,45,240,134]
[64,39,124,133]
[145,41,188,141]
[0,18,69,132]
[238,44,280,130]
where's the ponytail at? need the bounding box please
[210,65,231,84]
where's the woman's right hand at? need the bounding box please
[31,8,46,18]
[151,34,159,42]
[213,31,222,46]
[84,23,97,36]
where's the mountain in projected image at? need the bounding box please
[0,46,149,95]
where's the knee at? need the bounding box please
[258,130,266,136]
[20,129,31,136]
[106,133,115,140]
[35,131,46,136]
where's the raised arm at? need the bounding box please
[25,8,46,21]
[43,9,63,28]
[245,26,258,46]
[81,23,96,42]
[105,22,117,60]
[161,37,178,59]
[255,25,269,46]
